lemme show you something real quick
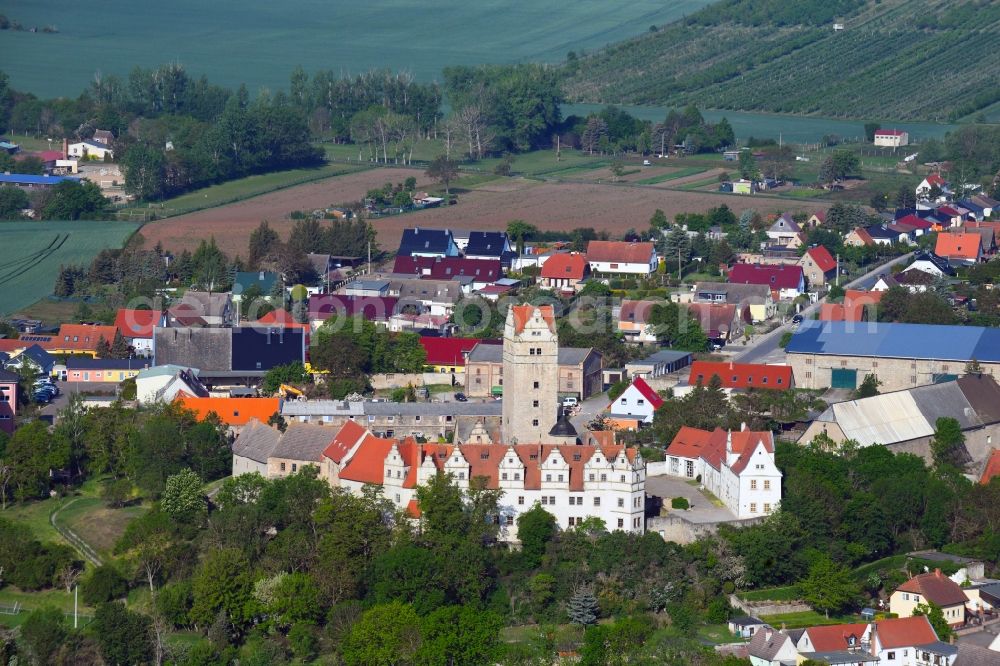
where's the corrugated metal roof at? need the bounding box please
[832,392,933,446]
[909,382,981,430]
[787,321,1000,362]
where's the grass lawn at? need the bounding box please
[3,496,65,544]
[0,586,95,620]
[10,298,81,326]
[697,623,737,644]
[57,496,147,562]
[739,586,801,602]
[147,162,368,218]
[678,176,727,191]
[635,167,707,185]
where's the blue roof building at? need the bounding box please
[0,173,80,188]
[786,320,1000,392]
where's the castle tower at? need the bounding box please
[502,304,559,444]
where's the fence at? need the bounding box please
[0,602,94,627]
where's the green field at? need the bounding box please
[0,0,716,98]
[635,167,707,185]
[0,220,140,315]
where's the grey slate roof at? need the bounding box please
[631,349,693,365]
[280,400,501,418]
[747,628,791,661]
[466,343,595,367]
[955,643,1000,666]
[694,281,772,303]
[271,423,336,462]
[155,327,232,371]
[232,420,281,464]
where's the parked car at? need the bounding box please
[453,392,468,402]
[791,314,804,324]
[561,396,579,407]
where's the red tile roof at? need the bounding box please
[393,255,502,282]
[819,290,882,322]
[896,214,934,230]
[586,240,655,265]
[174,395,281,427]
[630,377,664,409]
[510,304,555,334]
[895,569,968,607]
[308,295,399,322]
[419,336,482,366]
[664,426,720,460]
[936,232,981,261]
[876,129,907,137]
[803,624,869,652]
[115,309,161,339]
[728,431,774,474]
[686,303,737,338]
[980,449,1000,485]
[664,425,772,473]
[323,419,367,463]
[805,245,837,273]
[406,498,421,518]
[0,339,28,354]
[255,309,310,330]
[619,299,659,325]
[728,264,803,290]
[689,361,792,390]
[873,616,938,649]
[540,253,588,281]
[47,324,119,352]
[338,433,404,484]
[926,173,947,187]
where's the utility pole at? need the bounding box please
[836,253,841,287]
[367,240,372,275]
[678,247,682,281]
[74,585,78,629]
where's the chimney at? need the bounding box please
[62,138,68,159]
[741,422,748,431]
[764,628,773,643]
[934,568,942,577]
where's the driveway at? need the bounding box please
[645,475,737,524]
[40,381,120,418]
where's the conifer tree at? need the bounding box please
[566,585,599,626]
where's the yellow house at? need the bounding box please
[889,569,968,627]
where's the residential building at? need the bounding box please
[114,309,164,357]
[308,294,399,328]
[166,291,233,327]
[0,369,18,434]
[819,289,882,323]
[539,253,589,292]
[231,419,281,476]
[623,350,692,379]
[617,299,660,344]
[866,224,909,246]
[67,140,113,160]
[917,174,949,199]
[765,213,802,246]
[343,279,391,297]
[586,240,657,276]
[396,279,464,316]
[61,357,150,383]
[903,252,955,279]
[890,569,969,627]
[175,395,282,430]
[392,256,502,289]
[874,128,909,147]
[799,375,1000,464]
[786,320,1000,392]
[396,228,459,258]
[688,361,793,391]
[606,377,663,426]
[464,231,514,266]
[806,211,827,228]
[692,282,777,322]
[46,324,119,356]
[747,627,798,666]
[799,245,837,287]
[135,365,207,404]
[796,623,869,654]
[92,129,114,145]
[728,616,767,640]
[465,343,603,400]
[0,173,80,190]
[686,302,743,345]
[419,336,483,374]
[5,344,56,377]
[664,425,781,519]
[727,264,805,300]
[253,309,310,332]
[267,422,339,478]
[845,227,876,247]
[863,615,956,666]
[232,271,280,303]
[936,232,982,266]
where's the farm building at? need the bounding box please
[0,173,80,191]
[687,361,793,391]
[799,375,1000,465]
[786,320,1000,392]
[874,129,909,147]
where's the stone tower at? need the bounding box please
[502,304,559,444]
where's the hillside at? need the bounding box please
[562,0,1000,122]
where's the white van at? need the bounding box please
[561,396,579,407]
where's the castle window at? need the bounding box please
[573,454,581,461]
[600,474,607,482]
[557,474,563,482]
[518,496,524,505]
[502,473,508,481]
[617,498,624,508]
[750,503,757,513]
[751,480,757,490]
[532,419,539,426]
[506,515,514,526]
[533,400,539,407]
[533,381,539,389]
[514,473,520,480]
[588,474,595,481]
[764,480,770,490]
[541,497,548,505]
[549,496,555,504]
[545,474,551,482]
[618,519,624,528]
[593,497,601,506]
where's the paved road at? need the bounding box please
[734,252,913,364]
[39,382,120,419]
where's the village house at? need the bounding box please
[874,128,909,147]
[765,213,802,246]
[606,377,663,428]
[902,252,954,279]
[798,245,837,287]
[844,227,876,247]
[623,350,692,379]
[396,227,459,258]
[308,295,400,328]
[686,302,743,346]
[687,360,793,391]
[135,365,207,404]
[232,271,281,304]
[114,308,164,357]
[175,394,281,431]
[231,419,281,477]
[819,289,882,322]
[916,174,949,201]
[392,256,502,290]
[463,231,514,266]
[153,326,305,383]
[67,140,113,160]
[46,323,119,357]
[727,264,805,300]
[690,282,777,322]
[890,569,969,627]
[586,240,658,276]
[539,253,589,293]
[60,357,150,383]
[419,336,483,375]
[0,370,19,434]
[747,626,798,666]
[664,425,782,519]
[935,232,983,266]
[166,291,234,327]
[617,299,660,344]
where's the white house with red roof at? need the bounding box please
[115,309,165,357]
[607,377,664,425]
[727,263,805,300]
[664,425,781,519]
[916,173,950,202]
[319,420,646,541]
[586,240,658,276]
[874,128,909,148]
[863,615,954,666]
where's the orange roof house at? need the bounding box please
[688,360,793,390]
[254,309,310,330]
[540,253,589,291]
[844,227,875,247]
[174,395,281,427]
[819,289,882,322]
[935,232,982,265]
[45,324,119,356]
[115,309,163,340]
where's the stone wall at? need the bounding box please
[728,595,811,617]
[788,351,1000,392]
[370,373,454,389]
[647,513,766,545]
